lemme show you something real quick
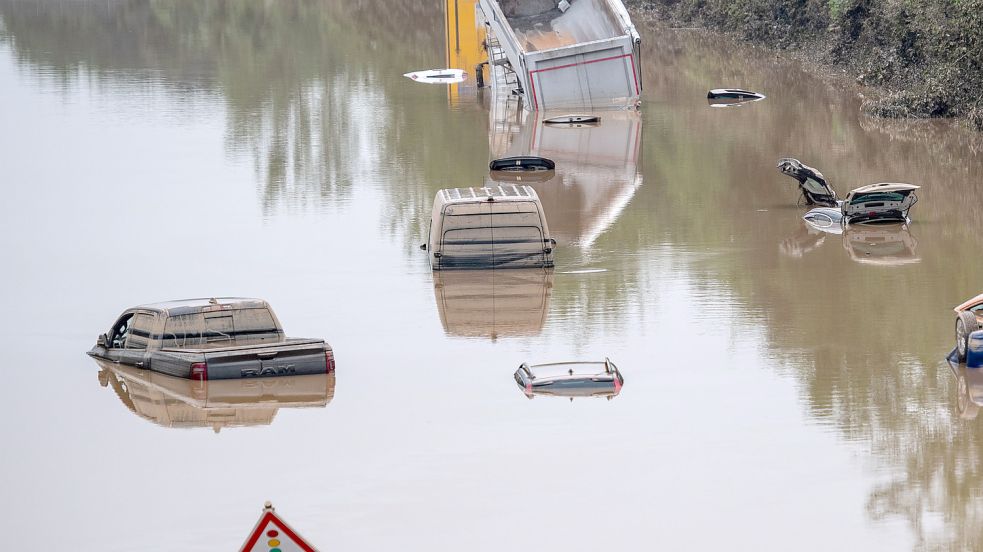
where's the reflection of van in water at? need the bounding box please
[425,186,555,270]
[433,268,553,338]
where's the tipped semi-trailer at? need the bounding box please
[476,0,642,111]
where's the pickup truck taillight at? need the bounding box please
[324,349,336,373]
[190,362,208,381]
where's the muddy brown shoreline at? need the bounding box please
[628,0,983,132]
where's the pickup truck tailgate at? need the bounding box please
[201,339,330,380]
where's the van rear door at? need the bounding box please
[488,201,550,268]
[438,203,494,269]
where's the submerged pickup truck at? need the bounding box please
[88,298,335,380]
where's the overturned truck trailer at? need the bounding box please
[477,0,642,111]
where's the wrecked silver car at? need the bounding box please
[514,359,623,399]
[778,158,919,225]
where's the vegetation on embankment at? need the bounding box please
[628,0,983,130]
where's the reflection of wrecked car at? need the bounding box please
[95,358,334,432]
[842,224,919,265]
[781,220,919,266]
[514,359,623,399]
[424,186,556,270]
[777,158,919,225]
[88,298,335,380]
[954,293,983,363]
[433,268,553,339]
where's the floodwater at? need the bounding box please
[1,1,983,550]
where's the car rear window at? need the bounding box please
[161,308,280,348]
[162,313,205,347]
[232,308,280,343]
[850,192,907,204]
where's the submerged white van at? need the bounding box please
[425,186,555,270]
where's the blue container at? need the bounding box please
[967,330,983,369]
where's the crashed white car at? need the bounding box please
[778,158,919,227]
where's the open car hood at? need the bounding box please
[777,158,838,206]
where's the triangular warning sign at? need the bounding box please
[240,503,318,552]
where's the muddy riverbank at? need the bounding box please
[628,0,983,130]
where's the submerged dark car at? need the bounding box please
[88,298,335,380]
[514,359,623,400]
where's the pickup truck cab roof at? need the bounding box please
[134,297,270,316]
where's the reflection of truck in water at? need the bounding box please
[477,0,641,110]
[95,358,334,432]
[487,99,642,248]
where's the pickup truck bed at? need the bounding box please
[152,338,330,379]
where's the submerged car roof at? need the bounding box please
[524,360,616,378]
[134,297,269,316]
[436,185,540,205]
[847,182,920,195]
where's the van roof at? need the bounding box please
[135,297,269,316]
[437,185,540,204]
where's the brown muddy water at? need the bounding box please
[1,1,982,550]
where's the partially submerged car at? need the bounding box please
[489,156,555,171]
[707,88,766,107]
[88,298,335,380]
[777,158,920,225]
[954,293,983,363]
[841,183,919,225]
[94,357,334,431]
[403,68,467,84]
[424,186,556,270]
[514,359,623,400]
